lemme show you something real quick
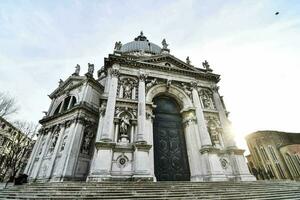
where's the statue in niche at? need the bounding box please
[120,115,130,135]
[207,121,221,146]
[123,79,134,99]
[201,91,215,110]
[38,139,45,156]
[80,129,94,155]
[60,135,68,152]
[114,41,122,50]
[48,132,59,154]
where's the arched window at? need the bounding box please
[53,102,62,115]
[286,153,300,177]
[61,96,71,112]
[52,96,77,116]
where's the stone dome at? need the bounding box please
[120,32,161,55]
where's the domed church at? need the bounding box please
[24,32,255,182]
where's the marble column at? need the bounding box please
[24,133,43,176]
[61,121,85,180]
[30,130,52,180]
[182,110,203,181]
[46,125,65,180]
[100,65,120,141]
[211,86,236,148]
[191,86,212,147]
[136,71,147,143]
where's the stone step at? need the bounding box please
[1,181,300,199]
[1,189,299,198]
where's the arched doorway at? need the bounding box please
[153,96,190,181]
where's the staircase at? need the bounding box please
[1,181,300,199]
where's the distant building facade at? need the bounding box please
[24,32,254,182]
[0,117,34,181]
[246,130,300,181]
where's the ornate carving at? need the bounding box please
[60,134,68,152]
[220,157,230,169]
[47,127,60,155]
[110,68,120,77]
[115,106,137,119]
[117,155,128,168]
[80,126,95,155]
[145,78,157,91]
[122,79,135,99]
[181,83,192,98]
[206,116,222,147]
[199,89,215,110]
[139,72,148,82]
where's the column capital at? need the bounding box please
[109,68,120,78]
[211,85,219,92]
[138,72,148,82]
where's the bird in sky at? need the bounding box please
[275,12,279,15]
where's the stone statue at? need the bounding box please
[87,63,94,75]
[60,135,68,152]
[120,115,130,135]
[123,80,133,99]
[202,60,212,71]
[208,124,220,146]
[162,39,168,49]
[146,78,157,89]
[74,64,80,76]
[114,41,122,51]
[202,94,212,109]
[81,129,94,154]
[48,132,59,154]
[186,56,191,65]
[59,79,63,86]
[181,83,192,97]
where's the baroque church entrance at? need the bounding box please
[153,96,190,181]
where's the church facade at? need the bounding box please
[24,32,255,182]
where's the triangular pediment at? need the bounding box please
[49,76,85,98]
[136,54,206,73]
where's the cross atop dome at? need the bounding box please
[134,31,148,42]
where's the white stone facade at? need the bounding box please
[24,33,255,182]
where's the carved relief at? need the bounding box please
[145,78,157,91]
[220,157,230,169]
[117,77,138,100]
[205,115,223,147]
[60,135,68,152]
[47,127,60,155]
[80,126,95,155]
[199,89,215,110]
[117,155,129,168]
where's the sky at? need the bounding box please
[0,0,300,151]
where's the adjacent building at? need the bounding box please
[0,117,34,181]
[24,32,255,182]
[246,130,300,181]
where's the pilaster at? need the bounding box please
[136,71,147,143]
[100,64,120,141]
[211,86,236,148]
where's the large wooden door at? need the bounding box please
[153,96,190,181]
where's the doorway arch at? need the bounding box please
[153,95,190,181]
